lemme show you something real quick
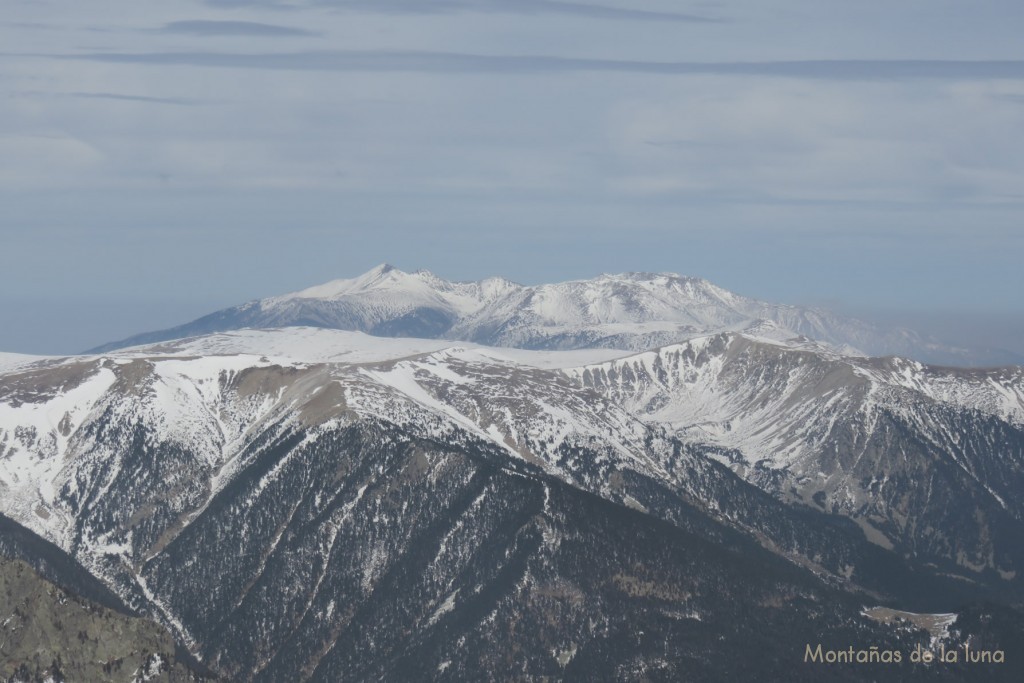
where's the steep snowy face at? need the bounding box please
[567,333,1024,573]
[856,356,1024,426]
[568,335,1024,465]
[468,273,745,328]
[0,353,315,554]
[459,270,981,363]
[250,264,522,340]
[266,264,520,320]
[87,265,526,353]
[88,265,1005,366]
[447,273,749,349]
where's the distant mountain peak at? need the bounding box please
[602,269,696,280]
[84,266,1015,366]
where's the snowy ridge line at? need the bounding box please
[98,327,633,370]
[0,352,52,373]
[562,331,1024,575]
[86,263,1014,366]
[565,333,1024,431]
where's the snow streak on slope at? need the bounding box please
[567,334,871,469]
[0,361,118,539]
[565,334,1024,464]
[0,355,304,553]
[357,347,672,486]
[854,357,1024,427]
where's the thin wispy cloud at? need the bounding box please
[2,0,1022,355]
[160,20,320,37]
[10,89,208,105]
[44,50,1024,81]
[0,20,54,30]
[71,91,207,105]
[206,0,724,23]
[204,0,301,7]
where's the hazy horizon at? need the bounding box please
[2,1,1022,356]
[2,262,1022,360]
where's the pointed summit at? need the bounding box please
[281,263,410,300]
[364,264,399,280]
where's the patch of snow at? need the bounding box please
[428,589,459,626]
[0,352,50,372]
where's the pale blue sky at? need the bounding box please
[1,1,1022,354]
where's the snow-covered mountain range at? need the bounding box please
[4,268,1024,680]
[90,264,1012,366]
[8,328,1024,581]
[0,329,889,679]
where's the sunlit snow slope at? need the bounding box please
[89,264,1011,366]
